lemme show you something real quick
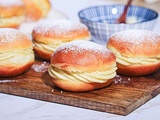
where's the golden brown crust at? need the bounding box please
[23,0,51,21]
[117,63,160,76]
[32,20,91,61]
[48,41,117,92]
[0,28,35,77]
[107,29,160,57]
[0,24,19,29]
[0,0,25,28]
[33,46,52,61]
[33,30,91,44]
[51,47,116,72]
[0,24,20,29]
[0,1,25,18]
[52,78,113,92]
[0,28,33,52]
[51,41,116,72]
[0,61,34,77]
[107,29,160,76]
[32,20,91,43]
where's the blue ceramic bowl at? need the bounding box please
[78,5,159,45]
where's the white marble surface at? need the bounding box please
[0,0,160,120]
[0,93,160,120]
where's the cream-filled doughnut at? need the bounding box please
[23,0,51,22]
[48,40,117,92]
[32,19,91,61]
[107,29,160,76]
[0,28,35,77]
[0,0,26,28]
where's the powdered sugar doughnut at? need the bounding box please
[32,19,91,61]
[48,40,117,92]
[0,0,25,28]
[0,28,35,77]
[107,29,160,76]
[23,0,51,22]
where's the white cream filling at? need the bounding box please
[0,48,34,65]
[0,15,25,26]
[48,65,117,83]
[34,41,62,52]
[34,39,90,52]
[115,52,159,66]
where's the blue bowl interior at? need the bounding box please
[78,5,158,24]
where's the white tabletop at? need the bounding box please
[0,0,160,120]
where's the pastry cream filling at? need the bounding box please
[0,48,34,65]
[0,15,25,25]
[34,41,63,52]
[34,38,90,52]
[48,65,117,83]
[115,53,160,66]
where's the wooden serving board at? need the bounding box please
[0,59,160,116]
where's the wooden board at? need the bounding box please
[0,59,160,116]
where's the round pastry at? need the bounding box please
[0,28,35,77]
[32,19,91,61]
[48,40,117,92]
[0,0,26,28]
[107,29,160,76]
[23,0,51,22]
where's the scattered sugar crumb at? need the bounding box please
[32,61,49,73]
[51,89,54,92]
[113,75,131,84]
[0,80,15,84]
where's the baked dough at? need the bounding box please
[48,40,117,92]
[0,28,35,77]
[107,29,160,76]
[32,19,91,60]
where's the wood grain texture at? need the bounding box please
[0,59,160,116]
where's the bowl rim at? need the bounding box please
[78,4,159,25]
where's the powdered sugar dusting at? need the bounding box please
[111,29,159,46]
[0,28,28,43]
[0,0,24,6]
[113,75,131,85]
[0,79,16,84]
[33,19,88,35]
[32,61,49,73]
[55,40,111,57]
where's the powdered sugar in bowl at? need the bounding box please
[78,5,158,45]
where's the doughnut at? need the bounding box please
[48,40,117,92]
[32,19,91,61]
[107,29,160,76]
[23,0,51,22]
[0,0,25,28]
[0,28,35,77]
